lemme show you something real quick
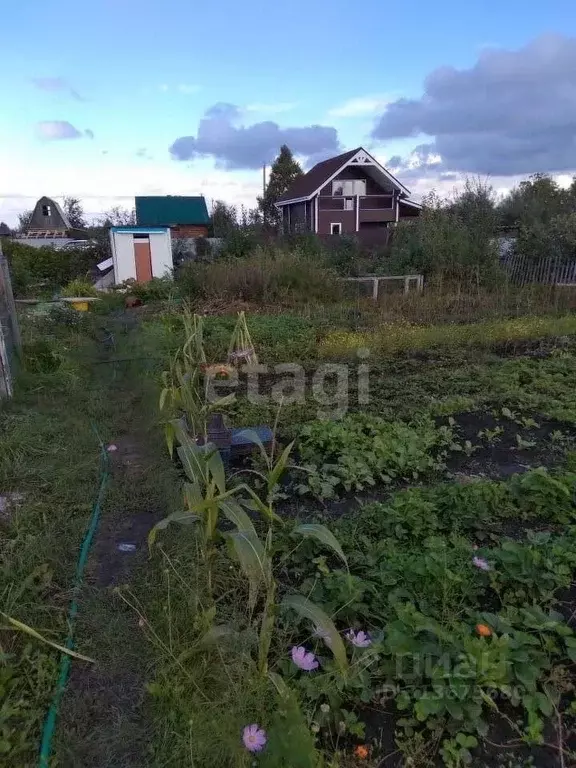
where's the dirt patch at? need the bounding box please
[444,410,576,479]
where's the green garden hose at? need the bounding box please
[38,427,110,768]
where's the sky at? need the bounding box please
[1,0,576,226]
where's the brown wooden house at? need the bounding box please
[276,147,421,237]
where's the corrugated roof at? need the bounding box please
[135,196,210,227]
[277,148,359,203]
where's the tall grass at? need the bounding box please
[177,247,343,304]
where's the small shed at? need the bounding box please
[109,226,172,284]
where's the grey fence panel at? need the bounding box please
[502,253,576,286]
[0,242,21,399]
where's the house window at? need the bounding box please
[330,223,342,235]
[42,204,52,217]
[344,198,354,211]
[332,180,366,197]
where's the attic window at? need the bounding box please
[333,180,366,197]
[42,204,52,216]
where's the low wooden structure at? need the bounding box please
[340,274,424,300]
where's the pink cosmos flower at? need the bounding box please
[346,629,372,647]
[472,556,491,571]
[242,724,267,752]
[291,645,319,671]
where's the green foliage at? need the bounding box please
[221,228,260,259]
[258,145,304,228]
[62,196,86,229]
[499,173,575,230]
[3,240,97,297]
[388,183,500,281]
[516,212,576,261]
[120,276,175,303]
[201,313,318,362]
[61,278,98,297]
[297,414,453,498]
[177,247,343,304]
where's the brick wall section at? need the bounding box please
[170,225,209,238]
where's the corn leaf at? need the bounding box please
[268,671,290,699]
[234,429,270,466]
[293,523,348,569]
[1,613,94,662]
[237,483,282,524]
[219,499,257,533]
[282,594,348,673]
[178,443,210,485]
[148,511,200,549]
[184,481,204,509]
[198,624,238,647]
[226,529,269,612]
[206,447,226,495]
[164,421,175,459]
[208,393,237,410]
[268,441,295,494]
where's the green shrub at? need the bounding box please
[120,276,176,303]
[516,212,576,261]
[4,240,98,297]
[61,278,98,297]
[177,248,343,304]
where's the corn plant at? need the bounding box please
[222,505,349,678]
[159,309,234,453]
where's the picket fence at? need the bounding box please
[502,254,576,286]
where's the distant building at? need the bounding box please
[276,147,421,239]
[135,196,210,238]
[16,196,88,248]
[0,223,11,238]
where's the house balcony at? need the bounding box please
[318,195,396,223]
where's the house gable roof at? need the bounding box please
[277,147,411,204]
[28,196,71,230]
[135,196,210,227]
[276,148,359,203]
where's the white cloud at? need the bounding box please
[328,95,394,118]
[245,102,298,114]
[36,121,84,140]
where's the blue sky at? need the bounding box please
[1,0,576,224]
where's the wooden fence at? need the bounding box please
[0,243,21,399]
[502,254,576,286]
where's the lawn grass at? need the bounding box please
[0,309,180,767]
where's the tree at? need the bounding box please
[257,145,303,229]
[498,174,573,230]
[17,210,33,233]
[211,200,238,237]
[62,196,86,229]
[94,206,137,226]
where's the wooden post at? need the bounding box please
[372,277,378,301]
[0,242,21,355]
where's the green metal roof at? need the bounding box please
[135,196,210,227]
